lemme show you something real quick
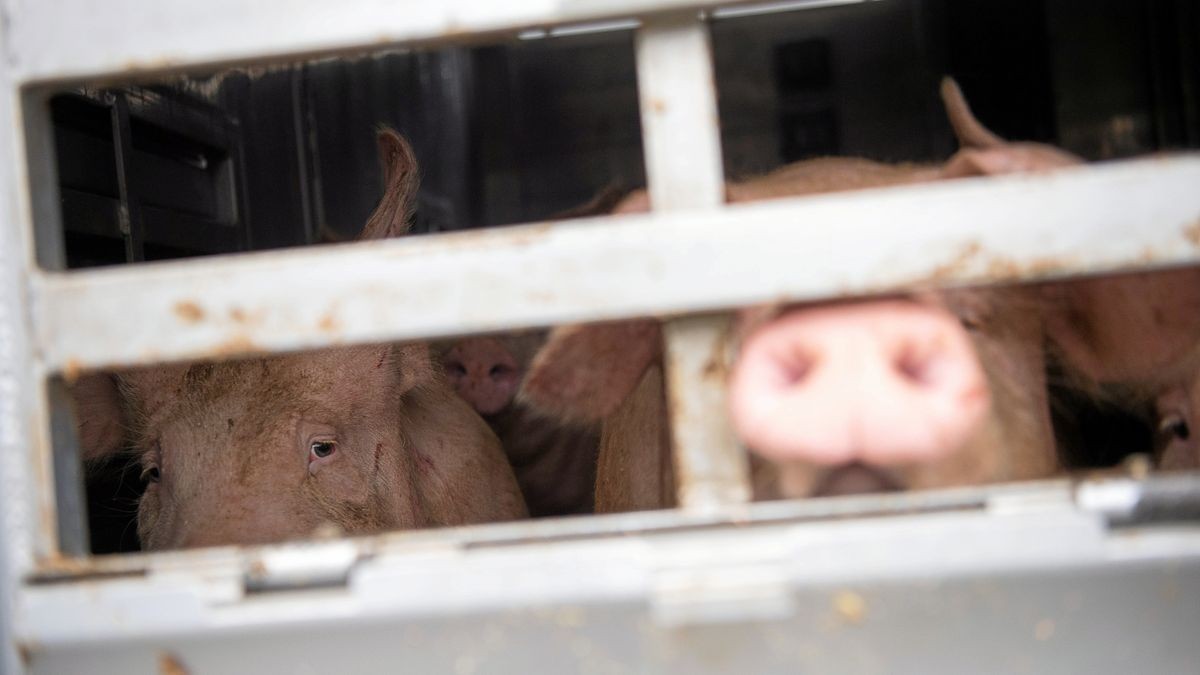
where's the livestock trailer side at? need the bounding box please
[1,1,1198,672]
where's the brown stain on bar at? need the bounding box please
[211,335,258,359]
[832,590,868,625]
[62,358,83,385]
[159,653,190,675]
[173,301,205,323]
[929,241,982,281]
[985,255,1071,280]
[318,313,339,333]
[1183,219,1200,246]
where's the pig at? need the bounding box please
[72,129,527,550]
[1044,268,1200,470]
[520,78,1078,511]
[434,332,600,517]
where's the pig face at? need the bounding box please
[732,289,1055,498]
[434,331,602,518]
[1045,267,1200,472]
[74,129,528,549]
[1153,370,1200,470]
[520,77,1076,508]
[435,332,548,417]
[122,345,486,548]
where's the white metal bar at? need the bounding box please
[30,155,1200,374]
[635,14,749,511]
[662,315,752,509]
[0,40,53,675]
[635,14,725,212]
[2,0,768,85]
[15,501,1200,646]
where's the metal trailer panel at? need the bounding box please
[29,155,1200,374]
[25,563,1200,675]
[1,0,795,84]
[0,39,44,675]
[3,1,1200,674]
[16,484,1200,673]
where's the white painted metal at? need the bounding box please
[711,0,878,19]
[0,33,48,675]
[2,0,1200,671]
[14,477,1200,650]
[2,0,771,85]
[663,315,753,511]
[635,14,750,511]
[635,14,725,212]
[30,155,1200,374]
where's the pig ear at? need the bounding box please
[939,77,1082,178]
[942,145,1082,179]
[613,189,651,215]
[357,127,420,241]
[518,319,661,424]
[391,342,437,394]
[550,183,635,220]
[69,373,128,463]
[939,76,1006,150]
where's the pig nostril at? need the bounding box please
[488,364,514,380]
[444,361,467,378]
[893,344,940,387]
[782,361,811,386]
[774,348,815,387]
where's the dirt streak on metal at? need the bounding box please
[173,301,204,323]
[1183,218,1200,246]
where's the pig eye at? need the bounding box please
[140,464,160,484]
[1158,414,1190,441]
[310,440,337,459]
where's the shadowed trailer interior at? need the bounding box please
[55,0,1200,552]
[1,0,1199,672]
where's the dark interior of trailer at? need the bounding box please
[49,0,1200,553]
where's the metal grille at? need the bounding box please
[2,1,1199,672]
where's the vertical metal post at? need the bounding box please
[109,92,145,262]
[2,68,48,675]
[635,12,751,512]
[48,379,90,557]
[23,90,67,271]
[291,68,319,245]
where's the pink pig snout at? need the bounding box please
[729,301,990,468]
[443,337,522,416]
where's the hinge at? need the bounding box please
[1077,473,1200,526]
[651,560,793,627]
[243,539,360,593]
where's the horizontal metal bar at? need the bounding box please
[25,473,1199,581]
[4,0,765,85]
[31,155,1200,374]
[23,547,1200,672]
[16,492,1200,651]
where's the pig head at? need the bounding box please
[1045,268,1200,471]
[521,78,1076,511]
[73,129,527,549]
[434,332,601,517]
